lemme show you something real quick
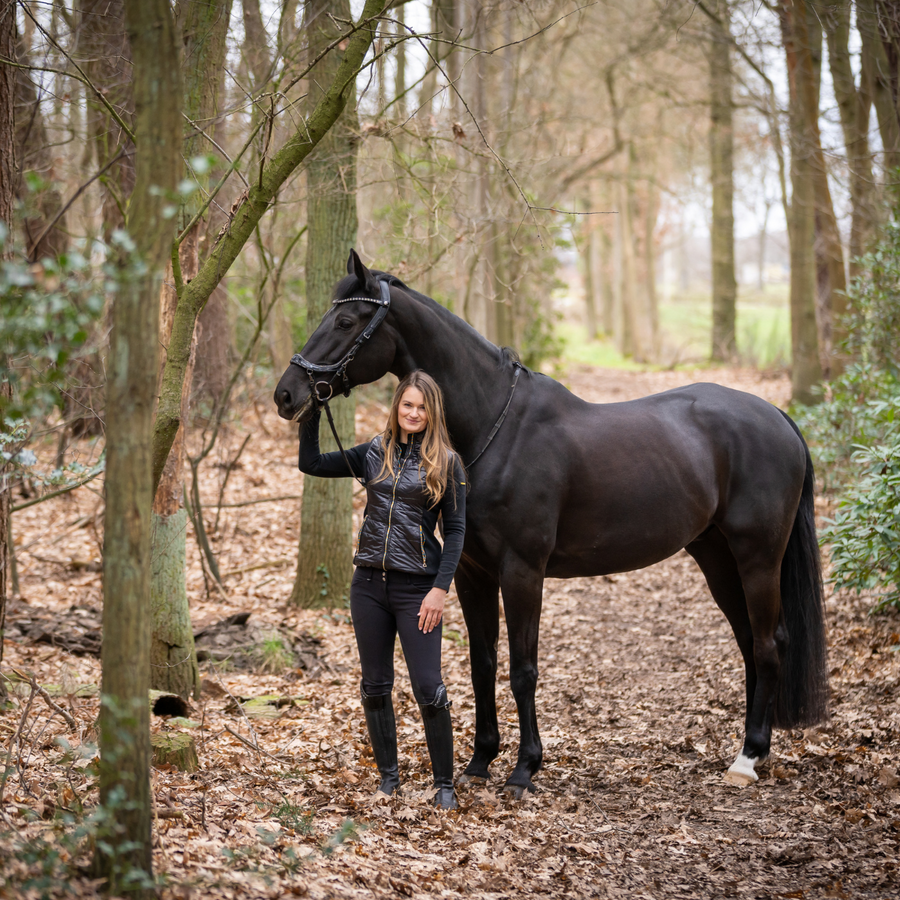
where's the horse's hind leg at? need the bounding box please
[454,562,501,783]
[686,527,771,784]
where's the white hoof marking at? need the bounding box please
[724,752,760,787]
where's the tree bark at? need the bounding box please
[14,36,67,261]
[93,0,181,889]
[0,0,14,693]
[825,1,876,278]
[242,0,294,372]
[151,0,386,496]
[709,4,736,362]
[781,0,822,403]
[76,0,136,243]
[792,0,847,377]
[858,0,900,176]
[148,0,232,701]
[290,0,360,608]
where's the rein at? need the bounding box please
[465,362,523,469]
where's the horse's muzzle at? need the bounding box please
[274,385,316,424]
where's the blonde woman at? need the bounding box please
[299,370,466,809]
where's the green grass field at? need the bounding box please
[557,285,790,370]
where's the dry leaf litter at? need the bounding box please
[1,365,898,899]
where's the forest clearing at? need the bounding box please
[2,364,898,899]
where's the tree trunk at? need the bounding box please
[76,0,136,243]
[148,0,232,701]
[94,0,180,890]
[465,2,492,340]
[582,202,601,340]
[792,0,847,377]
[616,165,638,359]
[242,0,294,372]
[193,95,235,408]
[14,36,67,261]
[781,0,822,404]
[709,4,737,362]
[417,0,457,125]
[872,0,900,183]
[858,0,900,176]
[825,1,876,279]
[394,2,407,123]
[0,0,16,691]
[644,173,660,359]
[151,0,385,496]
[290,0,360,608]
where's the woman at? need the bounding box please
[298,370,466,810]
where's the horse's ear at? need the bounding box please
[347,248,376,292]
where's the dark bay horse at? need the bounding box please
[274,250,828,795]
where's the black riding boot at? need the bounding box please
[360,687,400,796]
[419,685,458,810]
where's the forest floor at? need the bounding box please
[2,362,899,899]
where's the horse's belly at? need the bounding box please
[545,534,692,578]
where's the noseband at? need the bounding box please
[290,278,391,402]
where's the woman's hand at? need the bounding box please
[418,587,447,633]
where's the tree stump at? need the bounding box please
[151,732,199,772]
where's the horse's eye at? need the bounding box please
[336,318,353,331]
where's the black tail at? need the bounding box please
[774,411,829,728]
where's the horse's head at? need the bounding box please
[273,249,398,424]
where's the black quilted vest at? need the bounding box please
[354,435,431,572]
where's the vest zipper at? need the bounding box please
[382,453,410,570]
[419,526,427,567]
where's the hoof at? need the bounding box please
[723,768,757,787]
[457,773,488,787]
[724,751,760,787]
[501,780,536,799]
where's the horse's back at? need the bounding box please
[483,379,807,578]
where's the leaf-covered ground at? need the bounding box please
[2,364,898,899]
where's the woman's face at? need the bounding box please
[397,386,428,441]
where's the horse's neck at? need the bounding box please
[392,292,512,458]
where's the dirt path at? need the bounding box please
[3,365,898,899]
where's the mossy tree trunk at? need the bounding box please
[149,0,232,702]
[780,0,822,404]
[93,0,181,890]
[290,0,360,608]
[709,3,736,362]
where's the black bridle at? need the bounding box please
[289,274,522,481]
[290,277,392,403]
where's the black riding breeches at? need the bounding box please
[350,566,445,705]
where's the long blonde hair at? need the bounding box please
[375,371,461,506]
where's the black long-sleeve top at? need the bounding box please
[299,411,466,591]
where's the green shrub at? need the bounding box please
[796,221,900,611]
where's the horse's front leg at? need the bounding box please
[454,562,501,782]
[499,557,545,797]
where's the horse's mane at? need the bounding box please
[335,269,530,375]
